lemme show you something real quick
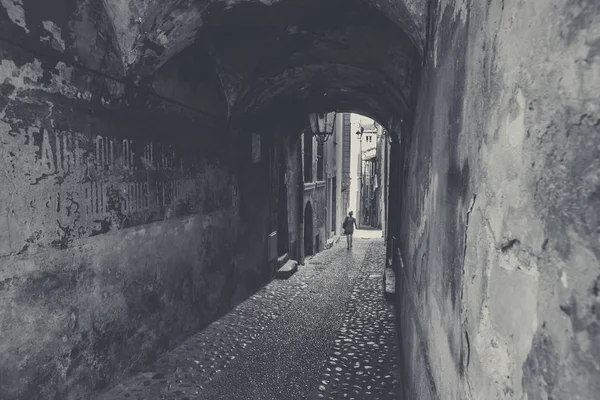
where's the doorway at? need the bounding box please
[304,201,314,256]
[331,177,337,233]
[277,148,289,256]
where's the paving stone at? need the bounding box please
[96,238,401,400]
[314,243,403,399]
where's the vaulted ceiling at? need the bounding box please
[0,0,426,130]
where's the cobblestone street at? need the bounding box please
[97,236,402,400]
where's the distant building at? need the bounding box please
[299,113,351,257]
[272,113,351,266]
[357,122,389,231]
[355,122,378,228]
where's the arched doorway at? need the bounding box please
[304,201,314,256]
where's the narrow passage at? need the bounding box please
[97,237,402,400]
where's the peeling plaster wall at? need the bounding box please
[397,0,600,399]
[1,0,427,81]
[0,38,268,399]
[0,0,126,78]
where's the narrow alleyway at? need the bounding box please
[96,236,402,400]
[0,0,597,398]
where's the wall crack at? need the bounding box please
[462,194,477,263]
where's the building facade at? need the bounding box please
[354,121,390,232]
[296,113,351,260]
[356,123,379,228]
[362,149,379,228]
[378,127,391,237]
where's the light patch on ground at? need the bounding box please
[42,21,66,52]
[1,0,28,33]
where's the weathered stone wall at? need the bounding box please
[396,0,600,399]
[0,37,269,400]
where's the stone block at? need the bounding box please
[277,253,289,268]
[276,260,299,279]
[325,235,341,249]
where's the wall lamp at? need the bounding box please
[308,111,337,144]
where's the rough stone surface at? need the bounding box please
[96,238,398,399]
[0,0,424,131]
[0,33,273,400]
[394,0,600,399]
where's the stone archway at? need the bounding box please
[303,201,314,256]
[1,1,597,399]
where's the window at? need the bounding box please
[316,142,324,181]
[303,132,313,183]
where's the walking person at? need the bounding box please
[342,211,358,250]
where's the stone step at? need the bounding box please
[276,259,299,279]
[325,235,341,249]
[277,252,289,268]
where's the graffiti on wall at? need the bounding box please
[0,121,234,253]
